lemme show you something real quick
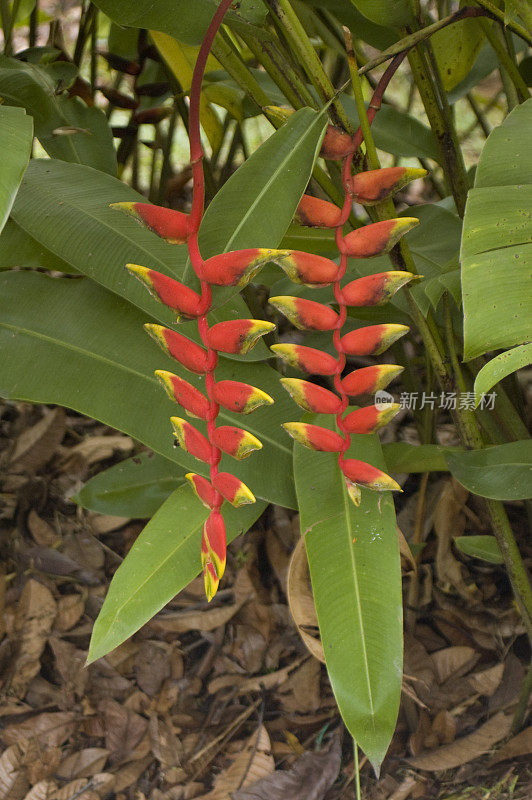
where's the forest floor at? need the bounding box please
[1,400,531,800]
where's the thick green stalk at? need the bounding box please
[0,0,13,55]
[344,30,379,170]
[473,0,532,46]
[480,19,530,104]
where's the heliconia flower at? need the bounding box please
[342,218,419,259]
[270,343,338,376]
[212,472,256,507]
[282,422,346,452]
[212,380,274,414]
[202,509,226,586]
[144,325,210,374]
[201,248,284,287]
[346,166,427,205]
[134,106,172,124]
[343,403,401,434]
[340,324,409,356]
[155,370,209,419]
[212,426,262,459]
[280,378,341,414]
[271,250,339,286]
[345,480,362,507]
[126,264,202,319]
[342,364,404,397]
[202,552,219,603]
[320,124,356,160]
[295,194,343,228]
[207,319,276,355]
[341,271,417,307]
[269,296,339,330]
[110,202,190,244]
[170,417,212,462]
[186,472,217,508]
[341,458,402,493]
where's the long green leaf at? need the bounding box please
[0,106,33,235]
[73,452,185,518]
[88,484,266,663]
[454,535,503,564]
[0,218,74,272]
[0,271,297,509]
[349,0,413,27]
[474,344,532,403]
[293,414,402,772]
[445,441,532,500]
[461,99,532,360]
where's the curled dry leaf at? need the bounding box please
[150,596,248,634]
[201,725,274,800]
[8,579,57,697]
[208,656,307,696]
[232,734,341,800]
[55,748,110,780]
[397,526,417,573]
[0,744,29,800]
[61,434,133,466]
[489,725,532,765]
[407,711,512,771]
[287,537,325,663]
[430,646,479,684]
[2,712,76,748]
[9,407,66,473]
[468,663,504,696]
[97,699,148,765]
[27,510,59,547]
[22,780,58,800]
[54,592,86,632]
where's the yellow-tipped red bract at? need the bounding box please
[272,250,339,286]
[207,319,275,355]
[346,166,427,205]
[201,248,284,287]
[342,218,419,259]
[341,271,417,307]
[341,459,402,493]
[343,403,401,434]
[346,480,362,507]
[342,364,404,397]
[212,473,255,507]
[280,378,341,414]
[340,324,409,356]
[212,426,262,459]
[295,194,343,228]
[144,324,210,374]
[170,417,211,463]
[212,380,274,414]
[282,422,345,452]
[320,124,356,160]
[186,473,217,508]
[269,296,338,331]
[111,202,189,243]
[202,510,226,590]
[126,264,202,320]
[203,557,219,602]
[270,343,337,376]
[155,371,209,419]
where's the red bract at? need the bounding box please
[270,343,338,375]
[111,202,189,243]
[202,511,226,598]
[274,250,339,285]
[170,417,211,463]
[269,296,339,330]
[340,324,409,356]
[212,473,255,507]
[201,248,282,287]
[207,319,275,355]
[343,404,401,434]
[212,381,274,414]
[342,218,418,258]
[186,473,217,508]
[346,166,427,205]
[342,364,404,397]
[295,194,343,228]
[320,124,356,159]
[126,265,202,319]
[280,378,342,414]
[144,325,210,373]
[212,426,262,460]
[341,271,416,307]
[341,459,402,493]
[155,371,210,419]
[282,422,346,452]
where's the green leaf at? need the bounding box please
[0,271,297,509]
[0,106,33,236]
[349,0,413,28]
[454,535,503,564]
[0,218,74,272]
[73,452,185,518]
[462,99,532,360]
[0,56,116,174]
[474,344,532,404]
[383,442,455,473]
[88,483,266,662]
[431,16,484,91]
[445,441,532,500]
[294,415,402,771]
[300,1,398,49]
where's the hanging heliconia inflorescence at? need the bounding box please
[111,0,424,600]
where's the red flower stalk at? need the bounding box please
[113,0,280,601]
[270,62,420,508]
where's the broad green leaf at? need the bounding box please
[445,441,532,500]
[454,535,503,564]
[0,56,116,174]
[88,483,266,662]
[431,16,484,91]
[92,0,267,46]
[0,271,297,509]
[0,106,32,235]
[9,160,267,361]
[461,99,532,360]
[301,0,397,49]
[447,43,498,103]
[383,442,456,473]
[474,344,532,404]
[73,452,185,518]
[349,0,413,27]
[0,218,74,272]
[294,415,402,771]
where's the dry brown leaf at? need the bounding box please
[54,593,85,632]
[490,725,532,764]
[397,527,417,573]
[232,735,341,800]
[135,641,172,697]
[468,663,504,697]
[10,408,66,473]
[433,479,480,603]
[112,756,153,793]
[148,716,183,771]
[286,537,324,663]
[0,744,30,800]
[151,597,248,635]
[431,710,456,745]
[8,579,57,697]
[265,529,291,594]
[98,699,148,764]
[55,748,109,780]
[22,781,58,800]
[2,712,76,748]
[63,434,133,466]
[407,711,512,770]
[201,725,274,800]
[27,511,59,547]
[89,514,130,535]
[50,779,99,800]
[278,658,321,714]
[27,748,62,785]
[208,657,307,696]
[62,532,105,573]
[430,646,479,684]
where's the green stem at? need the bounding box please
[473,0,532,46]
[344,29,379,170]
[466,92,491,138]
[512,661,532,734]
[264,0,354,132]
[480,18,530,104]
[0,0,13,55]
